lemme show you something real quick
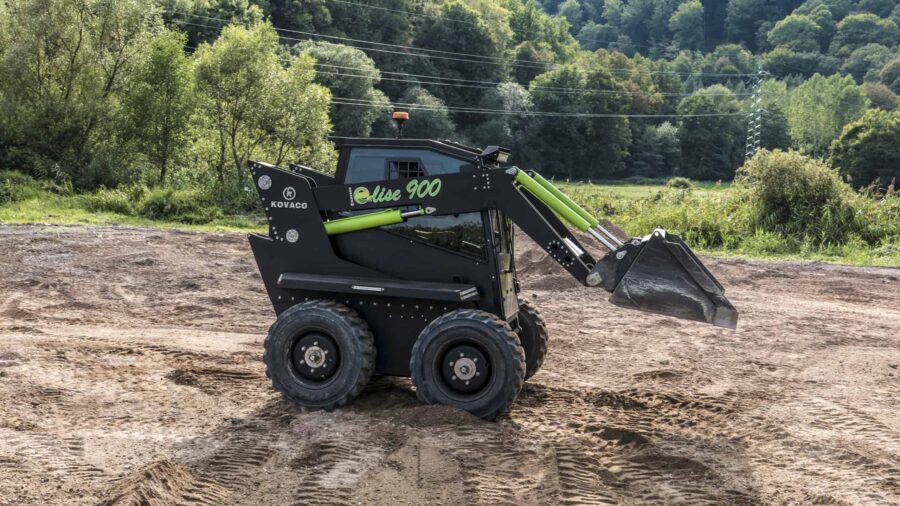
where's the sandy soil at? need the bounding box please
[0,223,898,505]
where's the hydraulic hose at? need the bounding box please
[530,171,624,247]
[323,208,426,235]
[514,170,592,232]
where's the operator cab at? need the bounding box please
[329,136,519,320]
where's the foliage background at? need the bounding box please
[0,0,897,263]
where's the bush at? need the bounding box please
[616,189,752,249]
[0,170,43,204]
[81,187,137,215]
[735,150,860,245]
[666,177,694,189]
[137,187,223,224]
[738,229,797,255]
[829,109,900,188]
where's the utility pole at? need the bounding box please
[744,69,768,161]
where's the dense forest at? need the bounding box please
[0,0,897,201]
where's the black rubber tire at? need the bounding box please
[263,300,375,411]
[410,309,526,420]
[516,299,549,380]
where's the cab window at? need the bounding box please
[384,213,486,260]
[344,148,471,183]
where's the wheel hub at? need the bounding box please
[453,357,477,380]
[304,346,326,368]
[292,333,339,381]
[441,344,489,393]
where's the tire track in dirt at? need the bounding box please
[429,424,559,505]
[99,460,230,505]
[507,382,759,504]
[2,225,900,505]
[742,397,900,504]
[0,430,108,483]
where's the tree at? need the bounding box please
[829,109,900,186]
[763,47,840,78]
[161,1,264,47]
[787,73,869,157]
[761,108,792,150]
[700,44,757,84]
[759,80,792,150]
[767,14,821,52]
[862,82,899,111]
[512,41,558,85]
[804,4,836,50]
[507,0,579,61]
[626,121,681,177]
[0,0,159,186]
[195,23,280,183]
[879,59,900,94]
[794,0,853,20]
[259,0,332,33]
[413,3,504,114]
[122,30,194,185]
[858,0,895,18]
[529,58,632,179]
[398,88,457,140]
[830,13,899,56]
[558,0,584,33]
[470,83,534,161]
[194,23,332,184]
[262,53,333,168]
[296,41,388,137]
[842,44,894,83]
[726,0,768,50]
[618,0,683,51]
[308,0,415,99]
[576,21,619,51]
[676,85,745,180]
[669,0,704,51]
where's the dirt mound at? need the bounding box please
[99,460,228,505]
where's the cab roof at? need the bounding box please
[329,136,483,160]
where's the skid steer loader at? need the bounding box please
[247,133,737,419]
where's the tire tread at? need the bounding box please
[263,300,374,411]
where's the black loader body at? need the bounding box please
[248,137,737,419]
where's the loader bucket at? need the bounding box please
[597,229,738,329]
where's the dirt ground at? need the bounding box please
[0,224,898,505]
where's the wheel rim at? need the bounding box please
[439,343,490,394]
[292,332,340,382]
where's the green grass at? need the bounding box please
[557,179,900,267]
[1,170,897,267]
[0,193,264,232]
[557,181,728,202]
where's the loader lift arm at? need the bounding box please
[250,159,738,330]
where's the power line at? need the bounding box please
[314,65,753,97]
[331,96,747,118]
[179,43,748,116]
[169,14,547,69]
[182,42,750,98]
[167,11,758,78]
[326,0,673,52]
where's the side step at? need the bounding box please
[278,273,480,302]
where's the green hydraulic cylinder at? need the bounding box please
[323,208,424,235]
[514,169,592,232]
[531,172,599,228]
